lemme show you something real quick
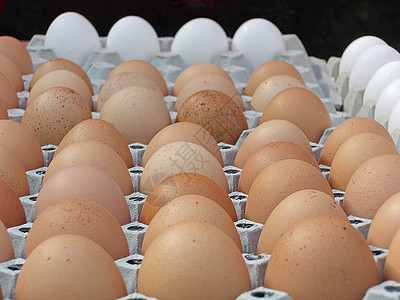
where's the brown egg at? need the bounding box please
[0,36,33,75]
[142,122,223,167]
[140,141,229,194]
[0,179,26,228]
[142,194,241,254]
[0,72,18,108]
[245,60,305,96]
[15,234,127,299]
[0,120,44,170]
[172,62,234,96]
[257,190,347,254]
[96,72,162,112]
[35,165,131,224]
[22,87,92,146]
[29,58,94,94]
[320,117,395,166]
[245,159,333,224]
[238,141,319,194]
[384,229,400,281]
[0,53,24,92]
[55,119,133,168]
[175,74,244,111]
[99,86,171,144]
[27,70,93,110]
[0,220,14,263]
[265,215,379,299]
[25,198,129,260]
[329,132,398,191]
[138,221,251,299]
[43,140,134,195]
[0,97,8,120]
[234,120,312,169]
[343,155,400,219]
[176,90,248,144]
[250,75,306,112]
[107,60,168,96]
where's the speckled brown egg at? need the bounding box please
[384,229,400,281]
[0,220,14,263]
[0,179,26,228]
[0,72,18,108]
[0,53,24,92]
[0,97,8,120]
[0,36,33,75]
[176,90,247,145]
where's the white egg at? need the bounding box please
[232,18,285,71]
[170,18,228,66]
[44,12,101,66]
[376,78,400,127]
[349,44,400,90]
[339,36,386,75]
[106,16,160,62]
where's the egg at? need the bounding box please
[15,234,127,299]
[388,99,400,134]
[140,141,228,194]
[0,35,33,75]
[44,12,101,66]
[384,229,400,281]
[0,179,26,228]
[234,120,312,169]
[138,221,251,299]
[343,155,400,219]
[55,119,133,168]
[245,159,333,224]
[99,86,171,144]
[257,190,347,254]
[176,90,247,144]
[375,78,400,126]
[320,117,395,166]
[0,53,24,92]
[106,16,160,62]
[265,215,379,299]
[0,220,14,263]
[142,122,223,167]
[238,141,319,194]
[0,72,18,108]
[25,198,129,260]
[250,75,306,112]
[329,132,398,191]
[43,140,133,195]
[0,97,8,120]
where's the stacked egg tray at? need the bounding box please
[1,33,400,300]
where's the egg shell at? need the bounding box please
[343,155,400,219]
[245,159,333,224]
[55,119,133,168]
[35,165,130,225]
[384,229,400,281]
[238,141,319,194]
[0,72,18,109]
[0,36,33,75]
[375,78,400,125]
[99,86,171,144]
[265,215,379,299]
[234,119,312,169]
[0,179,26,228]
[0,53,24,92]
[15,234,127,299]
[329,132,398,191]
[319,117,395,166]
[0,220,14,263]
[0,97,8,120]
[140,141,229,194]
[43,140,134,195]
[176,90,247,145]
[138,220,251,299]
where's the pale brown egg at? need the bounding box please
[343,155,400,219]
[245,60,305,96]
[0,220,14,263]
[107,60,168,96]
[245,159,333,224]
[172,62,234,96]
[142,122,223,167]
[265,215,379,299]
[43,140,133,195]
[15,234,127,299]
[29,57,94,94]
[319,117,395,166]
[0,97,8,120]
[0,120,44,170]
[27,70,93,110]
[96,72,162,112]
[55,119,133,168]
[384,229,400,281]
[0,72,18,108]
[175,74,244,111]
[257,190,347,254]
[140,141,229,194]
[0,53,24,92]
[250,75,305,112]
[140,173,237,224]
[138,221,251,299]
[22,87,92,146]
[0,179,26,228]
[0,36,33,75]
[234,120,312,169]
[238,141,319,194]
[329,132,398,191]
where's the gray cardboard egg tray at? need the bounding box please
[1,35,398,300]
